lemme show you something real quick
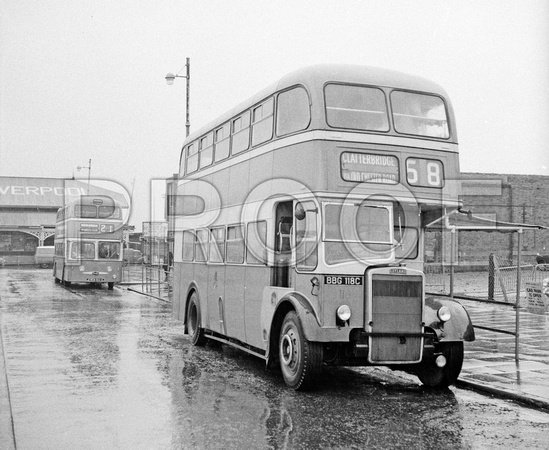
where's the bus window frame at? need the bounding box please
[226,223,245,264]
[209,226,226,264]
[182,229,195,262]
[390,90,451,140]
[195,228,208,262]
[246,220,267,265]
[322,201,393,245]
[214,122,231,163]
[324,82,390,133]
[231,111,251,155]
[186,142,199,174]
[251,97,274,147]
[275,85,312,137]
[199,132,214,169]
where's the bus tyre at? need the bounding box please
[417,342,464,388]
[108,282,114,290]
[187,293,207,346]
[279,311,322,390]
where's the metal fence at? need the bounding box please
[424,227,549,361]
[121,263,172,302]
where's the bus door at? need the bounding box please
[272,201,293,288]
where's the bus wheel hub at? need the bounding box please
[281,334,294,365]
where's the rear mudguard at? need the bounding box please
[425,296,475,342]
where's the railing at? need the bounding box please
[121,263,172,302]
[423,228,549,362]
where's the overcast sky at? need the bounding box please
[1,0,548,228]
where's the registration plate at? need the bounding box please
[324,276,363,285]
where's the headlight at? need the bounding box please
[437,306,452,322]
[79,265,85,272]
[107,266,112,272]
[336,305,351,322]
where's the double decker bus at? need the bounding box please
[172,64,475,390]
[53,195,124,290]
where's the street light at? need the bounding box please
[165,57,190,137]
[77,159,92,194]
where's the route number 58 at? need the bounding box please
[406,158,443,187]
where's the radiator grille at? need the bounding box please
[369,274,423,363]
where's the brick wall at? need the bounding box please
[459,173,549,265]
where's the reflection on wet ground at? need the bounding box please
[1,269,548,449]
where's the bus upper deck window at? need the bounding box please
[391,91,449,139]
[186,143,199,174]
[276,87,311,136]
[325,84,389,132]
[75,205,97,218]
[199,133,214,168]
[214,123,230,162]
[232,111,251,155]
[252,98,274,147]
[98,206,119,219]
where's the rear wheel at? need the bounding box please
[417,342,464,388]
[107,282,114,290]
[279,311,322,390]
[187,292,207,346]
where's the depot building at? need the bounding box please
[0,177,128,265]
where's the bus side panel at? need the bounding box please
[207,265,225,336]
[193,263,210,330]
[227,160,251,208]
[243,265,271,350]
[53,256,63,280]
[172,261,188,322]
[224,266,246,342]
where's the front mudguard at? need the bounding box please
[425,296,475,342]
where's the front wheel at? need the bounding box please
[187,292,207,346]
[417,342,464,388]
[279,311,322,390]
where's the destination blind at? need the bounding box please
[340,152,399,184]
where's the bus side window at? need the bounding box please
[226,225,245,264]
[214,123,230,162]
[232,111,250,155]
[276,86,311,136]
[195,229,208,262]
[209,227,225,263]
[182,230,195,261]
[199,133,214,168]
[252,97,274,147]
[246,221,267,265]
[186,143,199,174]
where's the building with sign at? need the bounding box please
[0,177,128,265]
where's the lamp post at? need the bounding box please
[165,57,190,137]
[77,159,92,194]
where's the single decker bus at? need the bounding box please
[53,195,124,290]
[171,64,475,390]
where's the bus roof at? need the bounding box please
[183,64,453,145]
[62,195,121,208]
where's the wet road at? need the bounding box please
[1,269,548,449]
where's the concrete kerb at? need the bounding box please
[456,379,549,413]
